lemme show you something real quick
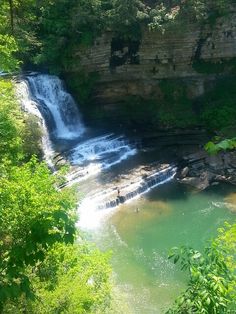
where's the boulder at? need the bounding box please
[228,152,236,168]
[183,150,208,162]
[180,166,189,178]
[179,175,209,190]
[206,154,224,170]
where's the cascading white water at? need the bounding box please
[23,74,137,181]
[77,166,177,229]
[69,134,131,165]
[15,80,54,168]
[18,73,177,230]
[64,134,137,184]
[27,74,86,139]
[64,134,137,183]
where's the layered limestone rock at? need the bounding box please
[72,11,236,105]
[177,150,236,190]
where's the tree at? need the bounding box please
[26,243,111,314]
[0,79,24,162]
[0,35,20,72]
[167,225,236,313]
[216,222,236,299]
[8,0,14,33]
[2,242,112,313]
[0,77,112,313]
[36,0,104,72]
[0,158,77,309]
[148,3,180,32]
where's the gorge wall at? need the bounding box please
[65,10,236,128]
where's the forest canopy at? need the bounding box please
[0,0,233,73]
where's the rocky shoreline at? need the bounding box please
[177,149,236,190]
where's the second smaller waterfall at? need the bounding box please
[78,165,177,229]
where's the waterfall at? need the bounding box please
[23,74,137,180]
[98,166,177,210]
[16,73,177,230]
[27,74,86,139]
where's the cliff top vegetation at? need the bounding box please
[0,0,234,73]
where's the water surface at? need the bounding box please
[90,182,236,313]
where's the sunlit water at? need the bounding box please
[86,181,236,313]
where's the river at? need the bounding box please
[16,74,236,313]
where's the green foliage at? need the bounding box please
[22,114,43,160]
[121,96,159,131]
[106,0,139,28]
[3,242,112,313]
[35,0,104,73]
[0,78,45,164]
[205,138,236,154]
[0,77,112,312]
[200,78,236,131]
[0,79,25,163]
[117,80,198,131]
[216,222,236,289]
[28,243,111,314]
[104,0,145,38]
[0,79,43,163]
[119,99,195,131]
[35,0,78,73]
[0,0,234,73]
[193,58,236,74]
[167,242,235,313]
[0,0,42,68]
[202,105,236,131]
[179,0,227,23]
[0,35,20,72]
[0,1,20,71]
[148,3,180,32]
[186,0,230,21]
[35,0,147,72]
[158,80,197,128]
[148,0,232,32]
[65,71,100,104]
[0,157,77,308]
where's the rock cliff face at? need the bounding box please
[70,11,236,108]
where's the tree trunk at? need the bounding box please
[8,0,14,33]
